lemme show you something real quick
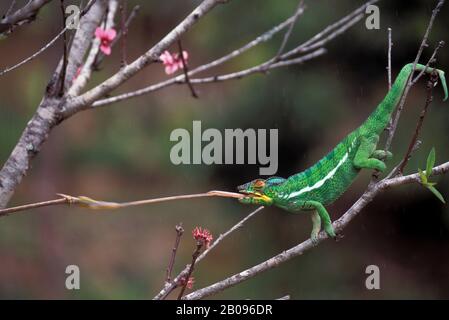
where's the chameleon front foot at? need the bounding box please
[372,150,393,161]
[308,203,337,242]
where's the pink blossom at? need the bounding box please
[95,27,117,55]
[159,50,189,75]
[179,276,195,289]
[192,227,213,248]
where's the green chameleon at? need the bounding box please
[237,63,448,243]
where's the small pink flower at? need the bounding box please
[192,227,213,248]
[95,27,117,55]
[159,50,189,75]
[179,276,195,289]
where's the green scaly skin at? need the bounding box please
[237,63,448,243]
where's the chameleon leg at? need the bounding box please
[353,135,387,172]
[303,200,336,239]
[310,211,321,244]
[372,150,392,161]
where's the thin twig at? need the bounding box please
[177,39,198,98]
[120,0,127,67]
[273,0,304,60]
[412,40,445,84]
[59,0,68,96]
[166,223,184,283]
[398,72,437,173]
[0,27,67,77]
[387,27,392,90]
[177,242,202,299]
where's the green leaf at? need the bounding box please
[427,185,446,204]
[426,148,436,178]
[418,168,427,184]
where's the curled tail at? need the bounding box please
[365,63,448,134]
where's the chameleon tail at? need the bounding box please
[364,63,447,134]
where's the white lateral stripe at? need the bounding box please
[287,151,349,199]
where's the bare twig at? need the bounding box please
[119,0,127,67]
[59,0,68,96]
[177,242,203,299]
[387,27,392,90]
[273,0,304,60]
[166,224,184,283]
[177,39,198,98]
[412,40,445,84]
[280,0,379,60]
[398,72,437,173]
[0,27,67,77]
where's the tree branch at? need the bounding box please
[166,223,184,283]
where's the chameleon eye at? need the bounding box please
[253,179,266,189]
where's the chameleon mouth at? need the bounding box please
[238,190,272,202]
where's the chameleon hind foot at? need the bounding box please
[305,201,337,240]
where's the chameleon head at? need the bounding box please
[237,177,286,206]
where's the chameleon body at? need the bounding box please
[238,63,448,243]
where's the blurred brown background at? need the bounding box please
[0,0,448,299]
